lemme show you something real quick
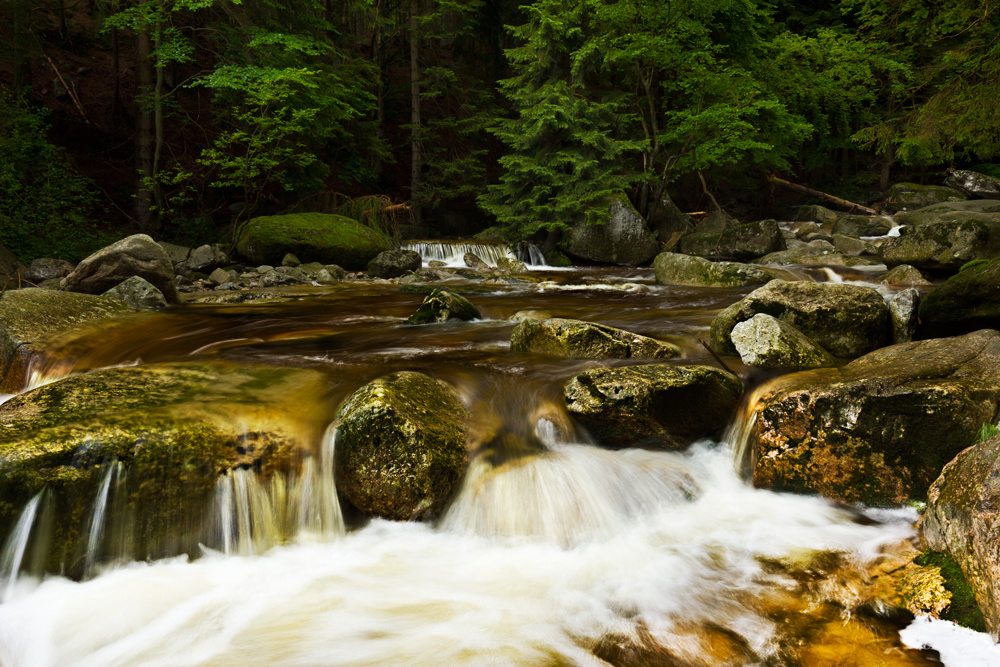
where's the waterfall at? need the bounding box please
[403,240,547,268]
[83,462,123,577]
[0,492,42,601]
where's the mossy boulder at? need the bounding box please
[60,234,181,304]
[511,318,680,360]
[831,215,894,237]
[561,195,660,266]
[879,214,1000,272]
[367,248,421,279]
[918,258,1000,337]
[652,252,775,287]
[0,288,138,393]
[944,170,1000,199]
[921,436,1000,638]
[896,199,1000,226]
[679,219,785,261]
[335,371,469,520]
[748,330,1000,506]
[879,264,932,287]
[730,314,837,369]
[234,213,392,270]
[406,289,481,324]
[563,364,742,448]
[102,275,168,309]
[0,360,334,575]
[756,242,882,268]
[886,183,967,212]
[793,205,840,228]
[710,280,888,358]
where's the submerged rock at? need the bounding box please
[652,252,774,287]
[563,364,742,448]
[710,280,888,358]
[749,330,1000,505]
[922,433,1000,639]
[679,220,784,262]
[406,289,481,324]
[511,318,680,360]
[102,275,169,309]
[335,371,469,520]
[60,234,182,304]
[918,258,1000,337]
[730,314,836,369]
[367,249,421,278]
[234,213,392,270]
[561,195,660,266]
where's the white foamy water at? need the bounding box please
[404,241,546,268]
[0,444,932,666]
[901,616,1000,666]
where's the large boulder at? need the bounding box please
[0,360,333,575]
[102,275,168,309]
[944,170,1000,199]
[730,314,836,369]
[406,289,481,324]
[0,241,25,284]
[563,364,742,448]
[710,280,889,358]
[748,330,1000,505]
[886,183,967,212]
[793,205,840,229]
[368,248,421,278]
[756,241,881,267]
[511,318,680,360]
[652,252,774,287]
[896,199,1000,226]
[183,244,230,273]
[646,192,695,242]
[26,258,75,283]
[561,196,660,265]
[918,258,1000,338]
[888,287,920,344]
[832,215,894,237]
[234,213,393,270]
[335,371,469,520]
[679,220,785,262]
[879,214,1000,272]
[921,434,1000,639]
[60,234,181,304]
[0,288,137,393]
[879,264,932,287]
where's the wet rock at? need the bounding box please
[680,219,784,262]
[209,267,241,286]
[749,330,1000,505]
[563,364,742,448]
[156,241,191,265]
[325,264,347,280]
[511,318,680,360]
[647,192,695,242]
[730,314,836,369]
[832,215,894,237]
[102,275,169,309]
[755,241,880,267]
[234,213,392,270]
[695,208,740,234]
[944,170,1000,199]
[282,253,301,267]
[0,360,331,574]
[879,264,932,287]
[879,214,1000,272]
[26,258,75,283]
[889,288,919,343]
[896,199,1000,226]
[367,249,421,278]
[561,195,660,266]
[652,252,774,287]
[184,244,230,273]
[918,258,1000,337]
[406,289,481,324]
[886,183,967,212]
[710,280,888,358]
[464,252,490,270]
[335,371,469,520]
[60,234,182,304]
[921,433,1000,639]
[428,260,447,268]
[831,234,877,257]
[0,288,137,393]
[509,309,553,322]
[495,256,528,273]
[794,205,840,228]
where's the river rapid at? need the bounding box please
[0,261,990,665]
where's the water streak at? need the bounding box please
[84,462,123,577]
[0,492,42,601]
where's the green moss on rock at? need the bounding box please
[234,213,392,270]
[511,318,680,360]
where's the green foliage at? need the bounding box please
[0,94,113,262]
[917,550,987,632]
[975,422,1000,443]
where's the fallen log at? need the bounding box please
[768,175,878,215]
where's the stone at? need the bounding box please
[495,256,528,273]
[730,314,836,369]
[794,205,840,228]
[756,242,881,267]
[0,288,137,393]
[464,253,490,270]
[879,214,1000,272]
[282,253,301,267]
[26,258,75,283]
[831,234,877,257]
[511,318,680,360]
[886,183,967,212]
[156,241,191,264]
[60,234,182,304]
[832,215,894,237]
[368,249,422,278]
[896,199,1000,226]
[888,287,919,344]
[646,191,695,242]
[234,213,392,270]
[102,275,169,309]
[918,258,1000,337]
[561,195,660,265]
[335,371,469,520]
[679,219,785,262]
[185,244,230,273]
[406,289,481,324]
[749,330,1000,505]
[509,309,553,322]
[325,264,347,279]
[921,434,1000,639]
[652,252,774,287]
[710,280,889,358]
[879,264,932,287]
[793,221,824,239]
[209,267,239,286]
[563,364,743,449]
[695,208,739,234]
[0,360,332,575]
[944,170,1000,199]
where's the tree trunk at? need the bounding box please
[152,29,166,224]
[409,0,422,226]
[111,28,121,119]
[879,143,895,191]
[135,29,155,231]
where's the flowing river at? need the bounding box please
[0,259,995,665]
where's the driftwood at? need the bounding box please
[45,53,91,125]
[768,175,877,215]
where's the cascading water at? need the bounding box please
[0,492,43,601]
[404,240,547,268]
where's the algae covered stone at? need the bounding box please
[563,364,742,448]
[730,314,836,369]
[679,220,784,262]
[886,183,966,212]
[561,195,660,266]
[511,318,680,360]
[918,257,1000,337]
[235,213,392,270]
[368,249,421,278]
[335,371,470,520]
[406,289,481,324]
[652,252,774,287]
[879,214,1000,272]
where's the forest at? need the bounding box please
[0,0,998,262]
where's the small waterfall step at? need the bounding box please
[403,240,546,268]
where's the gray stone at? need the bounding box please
[511,318,680,360]
[282,253,301,267]
[156,241,191,264]
[495,256,528,273]
[186,244,230,273]
[256,265,274,274]
[794,205,840,228]
[647,191,695,242]
[897,199,1000,226]
[464,253,490,270]
[832,215,894,237]
[368,249,422,278]
[60,234,181,304]
[756,242,882,267]
[209,267,239,286]
[918,258,1000,337]
[27,258,75,283]
[406,289,481,324]
[888,288,920,343]
[679,219,785,262]
[944,170,1000,199]
[831,234,877,257]
[562,196,660,266]
[102,275,169,309]
[886,183,967,212]
[652,252,774,287]
[879,214,1000,272]
[730,314,836,369]
[879,264,932,287]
